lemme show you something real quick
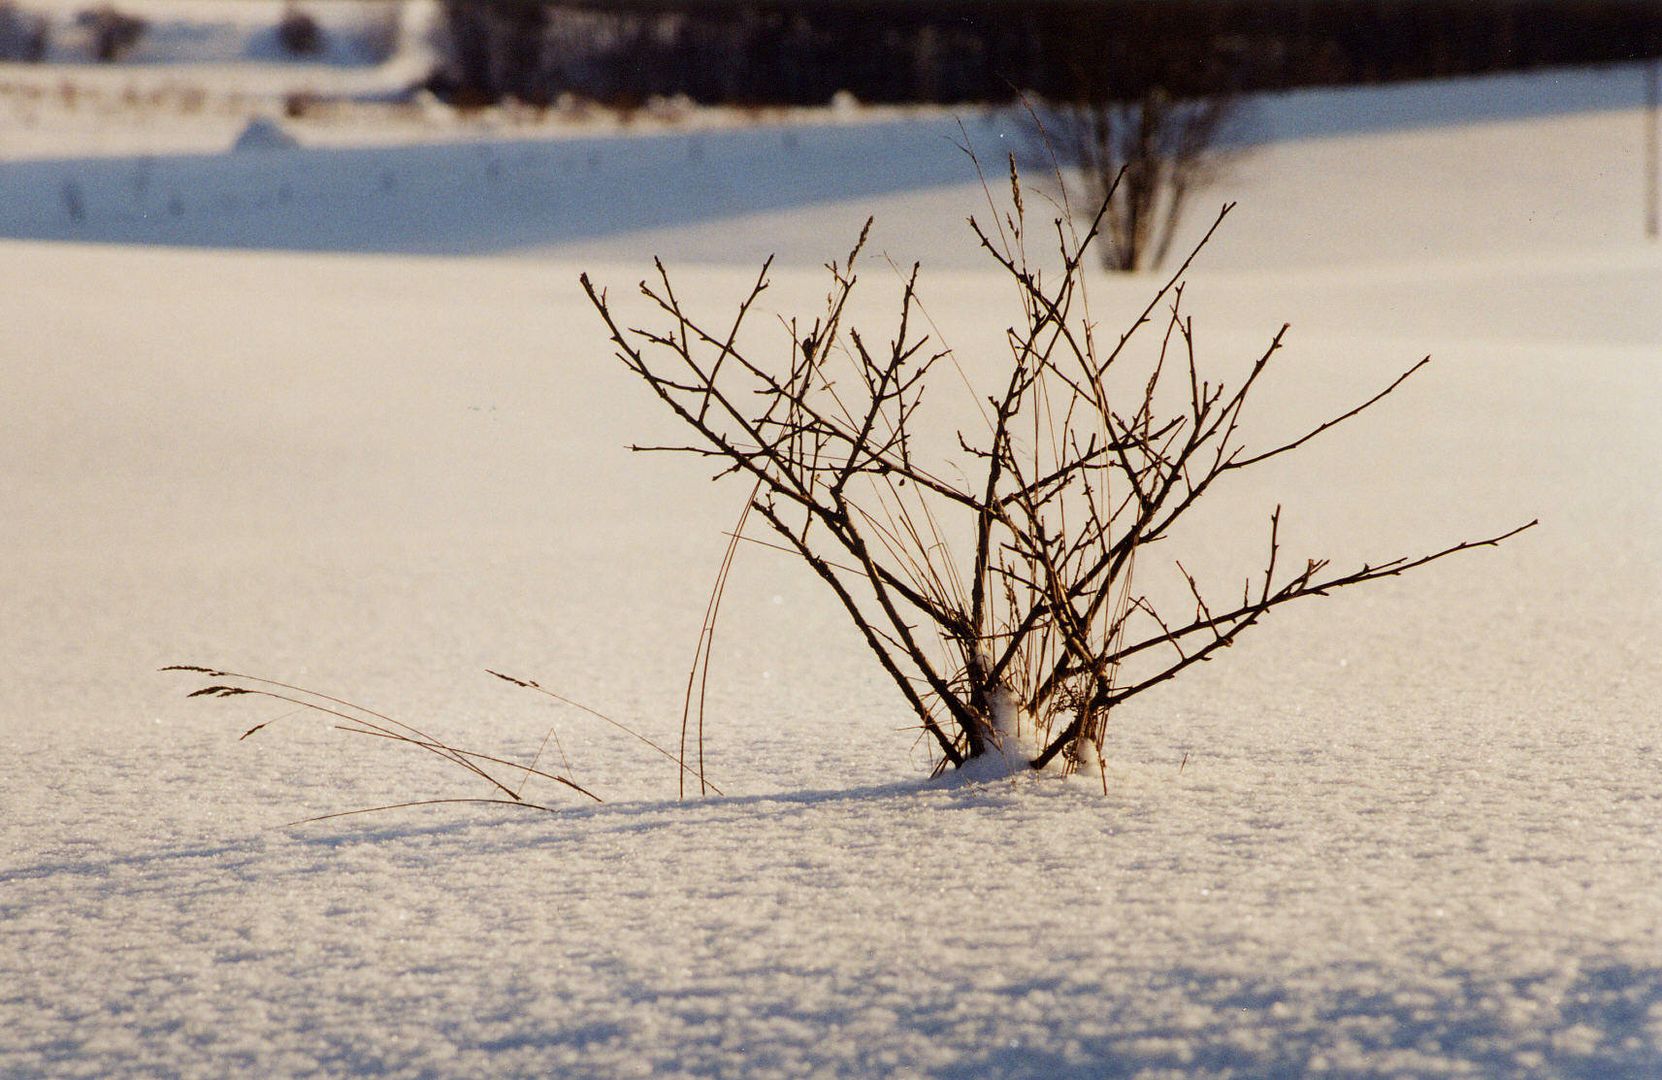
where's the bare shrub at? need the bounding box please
[583,163,1534,781]
[77,5,145,63]
[276,5,324,57]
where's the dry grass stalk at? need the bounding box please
[163,664,628,824]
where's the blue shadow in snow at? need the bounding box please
[0,114,999,258]
[1249,60,1652,143]
[0,62,1650,259]
[920,962,1662,1080]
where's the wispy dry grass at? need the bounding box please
[163,664,622,826]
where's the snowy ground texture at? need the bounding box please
[3,18,1661,1077]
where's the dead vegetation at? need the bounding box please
[169,158,1533,816]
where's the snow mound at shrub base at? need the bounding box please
[231,116,299,152]
[939,688,1092,784]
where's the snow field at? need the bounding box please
[2,60,1661,1078]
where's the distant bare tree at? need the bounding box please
[1023,1,1249,273]
[1038,87,1241,272]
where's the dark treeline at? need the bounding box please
[428,0,1662,108]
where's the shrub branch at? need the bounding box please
[587,165,1536,777]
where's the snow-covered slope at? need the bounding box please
[2,64,1660,1078]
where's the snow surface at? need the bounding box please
[2,53,1661,1078]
